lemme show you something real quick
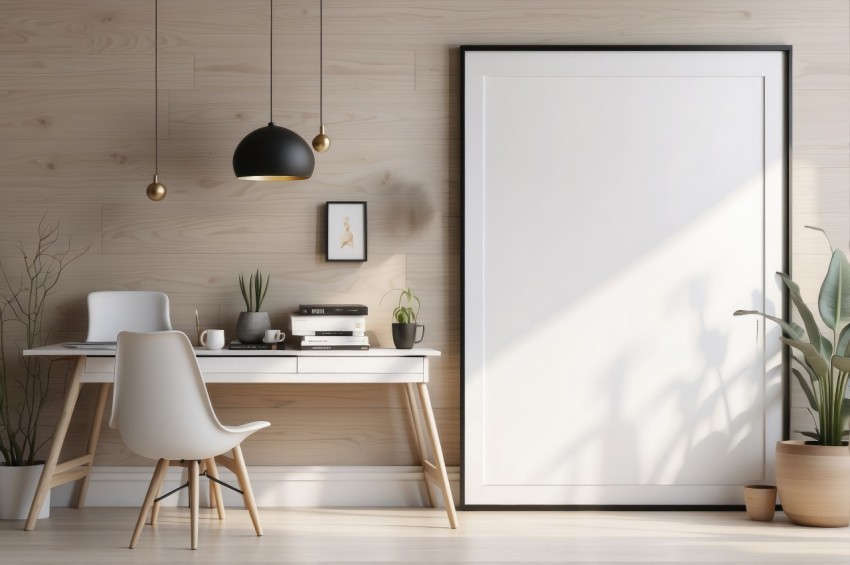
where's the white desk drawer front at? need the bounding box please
[298,356,423,374]
[198,357,297,373]
[85,357,115,373]
[85,357,299,374]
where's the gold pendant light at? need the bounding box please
[312,0,330,152]
[146,0,166,201]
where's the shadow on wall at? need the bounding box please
[374,172,436,238]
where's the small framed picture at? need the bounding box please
[326,201,367,262]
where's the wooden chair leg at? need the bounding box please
[149,461,169,526]
[204,457,226,520]
[231,445,262,536]
[189,460,199,550]
[130,459,169,549]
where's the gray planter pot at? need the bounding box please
[235,311,271,344]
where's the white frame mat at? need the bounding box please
[462,46,789,507]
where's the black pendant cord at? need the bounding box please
[269,0,274,124]
[318,0,323,126]
[154,0,159,174]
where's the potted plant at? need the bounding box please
[382,287,424,349]
[234,269,271,344]
[0,219,88,519]
[734,226,850,527]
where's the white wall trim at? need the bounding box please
[51,466,460,508]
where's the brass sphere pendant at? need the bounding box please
[312,125,331,153]
[146,174,167,201]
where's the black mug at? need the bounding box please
[392,323,425,349]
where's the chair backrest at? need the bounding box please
[109,331,232,461]
[85,291,172,342]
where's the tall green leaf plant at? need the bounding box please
[735,227,850,446]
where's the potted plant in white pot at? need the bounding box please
[735,226,850,527]
[382,287,424,349]
[235,269,271,344]
[0,219,88,519]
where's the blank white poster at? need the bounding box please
[463,49,787,505]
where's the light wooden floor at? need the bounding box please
[2,507,849,563]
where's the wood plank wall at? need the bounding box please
[0,0,846,468]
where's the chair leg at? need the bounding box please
[189,460,199,550]
[205,457,226,520]
[149,460,169,526]
[130,459,169,549]
[231,445,262,536]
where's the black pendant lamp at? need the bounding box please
[233,0,315,180]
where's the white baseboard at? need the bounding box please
[51,466,460,509]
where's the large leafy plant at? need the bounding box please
[735,227,850,446]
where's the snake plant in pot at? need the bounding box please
[734,226,850,527]
[234,269,271,344]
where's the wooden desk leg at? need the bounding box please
[75,382,110,508]
[416,383,458,529]
[24,357,86,531]
[403,383,434,507]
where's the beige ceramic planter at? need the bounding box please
[743,485,777,521]
[775,440,850,527]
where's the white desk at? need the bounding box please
[22,345,456,531]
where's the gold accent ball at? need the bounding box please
[312,132,331,153]
[146,181,167,201]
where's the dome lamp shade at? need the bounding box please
[233,122,315,181]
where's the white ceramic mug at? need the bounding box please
[263,329,286,343]
[199,329,226,350]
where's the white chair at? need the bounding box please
[86,291,172,342]
[110,331,270,550]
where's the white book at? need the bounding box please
[289,314,366,334]
[296,330,366,337]
[301,335,370,346]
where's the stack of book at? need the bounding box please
[290,304,369,350]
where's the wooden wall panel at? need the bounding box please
[0,0,847,470]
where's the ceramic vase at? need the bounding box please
[235,311,271,344]
[775,440,850,527]
[742,485,776,521]
[0,463,49,520]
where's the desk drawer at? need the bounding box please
[198,357,297,374]
[298,356,423,374]
[85,357,298,374]
[86,357,115,374]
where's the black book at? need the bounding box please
[298,304,369,316]
[228,341,284,350]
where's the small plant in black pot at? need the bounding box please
[382,287,424,349]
